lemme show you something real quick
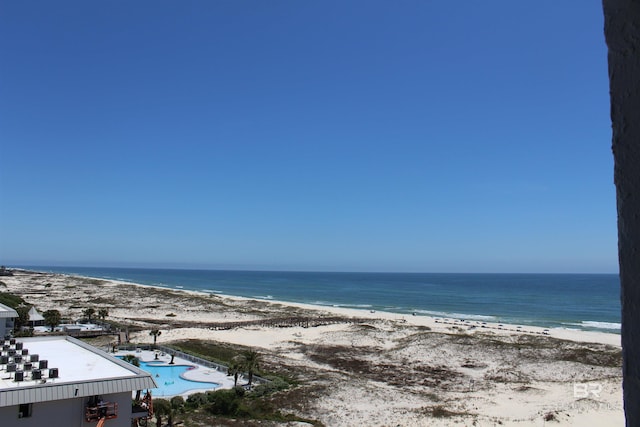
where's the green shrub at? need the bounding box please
[185,392,207,409]
[233,386,246,397]
[0,292,27,309]
[206,389,240,416]
[170,395,185,412]
[249,378,289,398]
[14,328,34,337]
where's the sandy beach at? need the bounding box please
[1,270,623,426]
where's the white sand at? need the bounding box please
[1,270,623,426]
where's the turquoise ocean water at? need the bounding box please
[21,267,620,333]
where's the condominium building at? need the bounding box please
[0,336,157,427]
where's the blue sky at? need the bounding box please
[0,1,616,273]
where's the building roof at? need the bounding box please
[27,306,44,322]
[0,303,18,319]
[0,336,157,407]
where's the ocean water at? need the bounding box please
[21,266,620,333]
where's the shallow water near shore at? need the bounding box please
[20,266,620,333]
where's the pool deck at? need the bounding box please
[114,349,236,397]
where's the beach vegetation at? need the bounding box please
[177,388,321,425]
[14,328,34,337]
[227,356,244,387]
[0,291,28,309]
[185,392,208,409]
[14,305,32,329]
[249,377,289,398]
[170,395,185,414]
[74,277,107,287]
[152,398,173,427]
[168,340,248,366]
[150,328,162,345]
[206,389,240,415]
[82,307,96,323]
[240,349,260,387]
[425,405,471,418]
[424,392,440,402]
[121,354,140,367]
[43,309,62,331]
[559,345,622,367]
[88,296,118,305]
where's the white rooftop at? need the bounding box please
[0,336,156,407]
[27,306,44,322]
[0,303,17,318]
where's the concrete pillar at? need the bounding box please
[602,1,640,425]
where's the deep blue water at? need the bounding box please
[21,266,620,333]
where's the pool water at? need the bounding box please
[122,358,220,396]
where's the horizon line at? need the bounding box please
[7,263,620,276]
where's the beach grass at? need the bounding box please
[2,270,624,426]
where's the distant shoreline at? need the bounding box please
[12,265,621,335]
[10,264,619,276]
[11,267,621,347]
[1,269,623,425]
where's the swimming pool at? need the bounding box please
[121,358,221,396]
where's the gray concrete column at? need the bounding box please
[603,1,640,425]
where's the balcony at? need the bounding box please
[85,402,118,422]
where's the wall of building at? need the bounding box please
[0,321,6,339]
[0,392,133,427]
[603,0,640,425]
[1,318,13,339]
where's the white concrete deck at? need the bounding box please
[114,349,235,397]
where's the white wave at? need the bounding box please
[151,282,169,287]
[331,303,373,308]
[412,310,497,321]
[311,301,334,306]
[580,321,621,330]
[253,295,274,300]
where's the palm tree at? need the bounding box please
[43,309,61,332]
[169,396,184,425]
[121,355,142,401]
[241,350,260,387]
[98,308,109,320]
[149,329,162,346]
[14,305,32,330]
[82,307,96,323]
[227,356,243,387]
[121,354,140,367]
[152,399,171,427]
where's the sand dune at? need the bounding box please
[1,270,623,426]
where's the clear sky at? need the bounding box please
[0,1,617,273]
